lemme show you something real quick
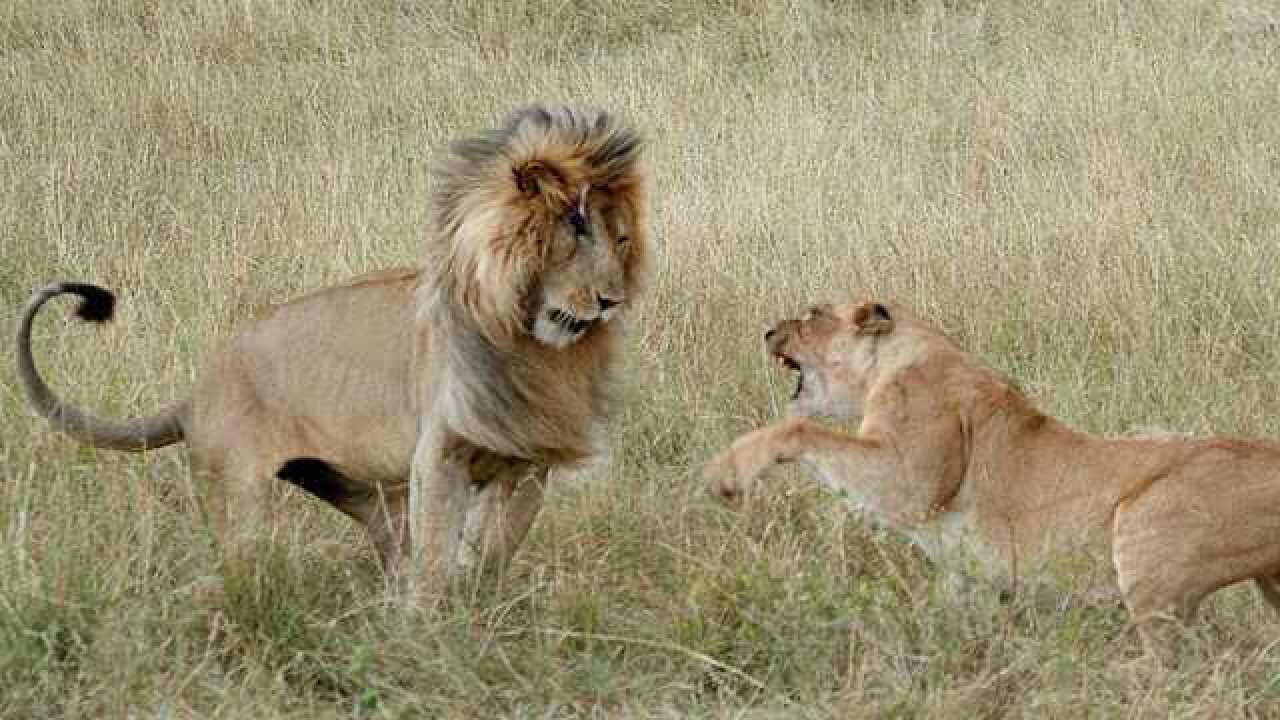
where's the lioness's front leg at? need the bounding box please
[706,417,896,501]
[703,417,814,500]
[706,417,956,527]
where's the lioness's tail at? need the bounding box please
[16,282,185,451]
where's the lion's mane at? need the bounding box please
[417,106,647,464]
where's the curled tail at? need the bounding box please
[16,282,185,451]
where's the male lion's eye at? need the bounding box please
[567,209,588,237]
[616,235,629,247]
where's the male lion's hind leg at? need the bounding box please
[189,448,276,606]
[276,457,408,583]
[361,488,409,582]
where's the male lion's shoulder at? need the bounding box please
[336,266,421,289]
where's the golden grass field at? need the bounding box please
[4,1,1280,716]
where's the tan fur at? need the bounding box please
[17,106,646,589]
[704,300,1280,650]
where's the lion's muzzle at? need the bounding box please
[765,320,801,367]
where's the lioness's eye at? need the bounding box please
[616,235,630,247]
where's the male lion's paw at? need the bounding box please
[701,451,744,504]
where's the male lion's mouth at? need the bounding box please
[548,308,595,336]
[530,306,602,348]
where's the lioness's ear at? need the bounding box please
[852,302,893,335]
[512,160,567,199]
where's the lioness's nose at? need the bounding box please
[765,322,793,350]
[764,326,786,351]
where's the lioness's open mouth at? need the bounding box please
[773,351,804,399]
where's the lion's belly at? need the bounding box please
[255,332,419,487]
[905,506,1120,601]
[192,270,422,489]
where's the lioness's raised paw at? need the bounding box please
[702,451,744,503]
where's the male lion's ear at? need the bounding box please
[512,160,567,200]
[852,302,893,335]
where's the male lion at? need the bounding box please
[703,300,1280,648]
[17,105,646,589]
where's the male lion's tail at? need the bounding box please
[16,282,185,451]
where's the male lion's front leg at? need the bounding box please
[407,424,476,596]
[456,461,548,579]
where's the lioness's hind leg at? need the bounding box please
[1112,499,1232,659]
[1255,575,1280,612]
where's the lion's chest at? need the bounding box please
[905,504,1120,599]
[434,344,611,465]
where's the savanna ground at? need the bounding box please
[3,0,1280,716]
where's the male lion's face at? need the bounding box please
[529,189,635,349]
[766,301,895,419]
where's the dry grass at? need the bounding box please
[4,0,1280,716]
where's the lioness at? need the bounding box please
[703,300,1280,646]
[18,105,647,590]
